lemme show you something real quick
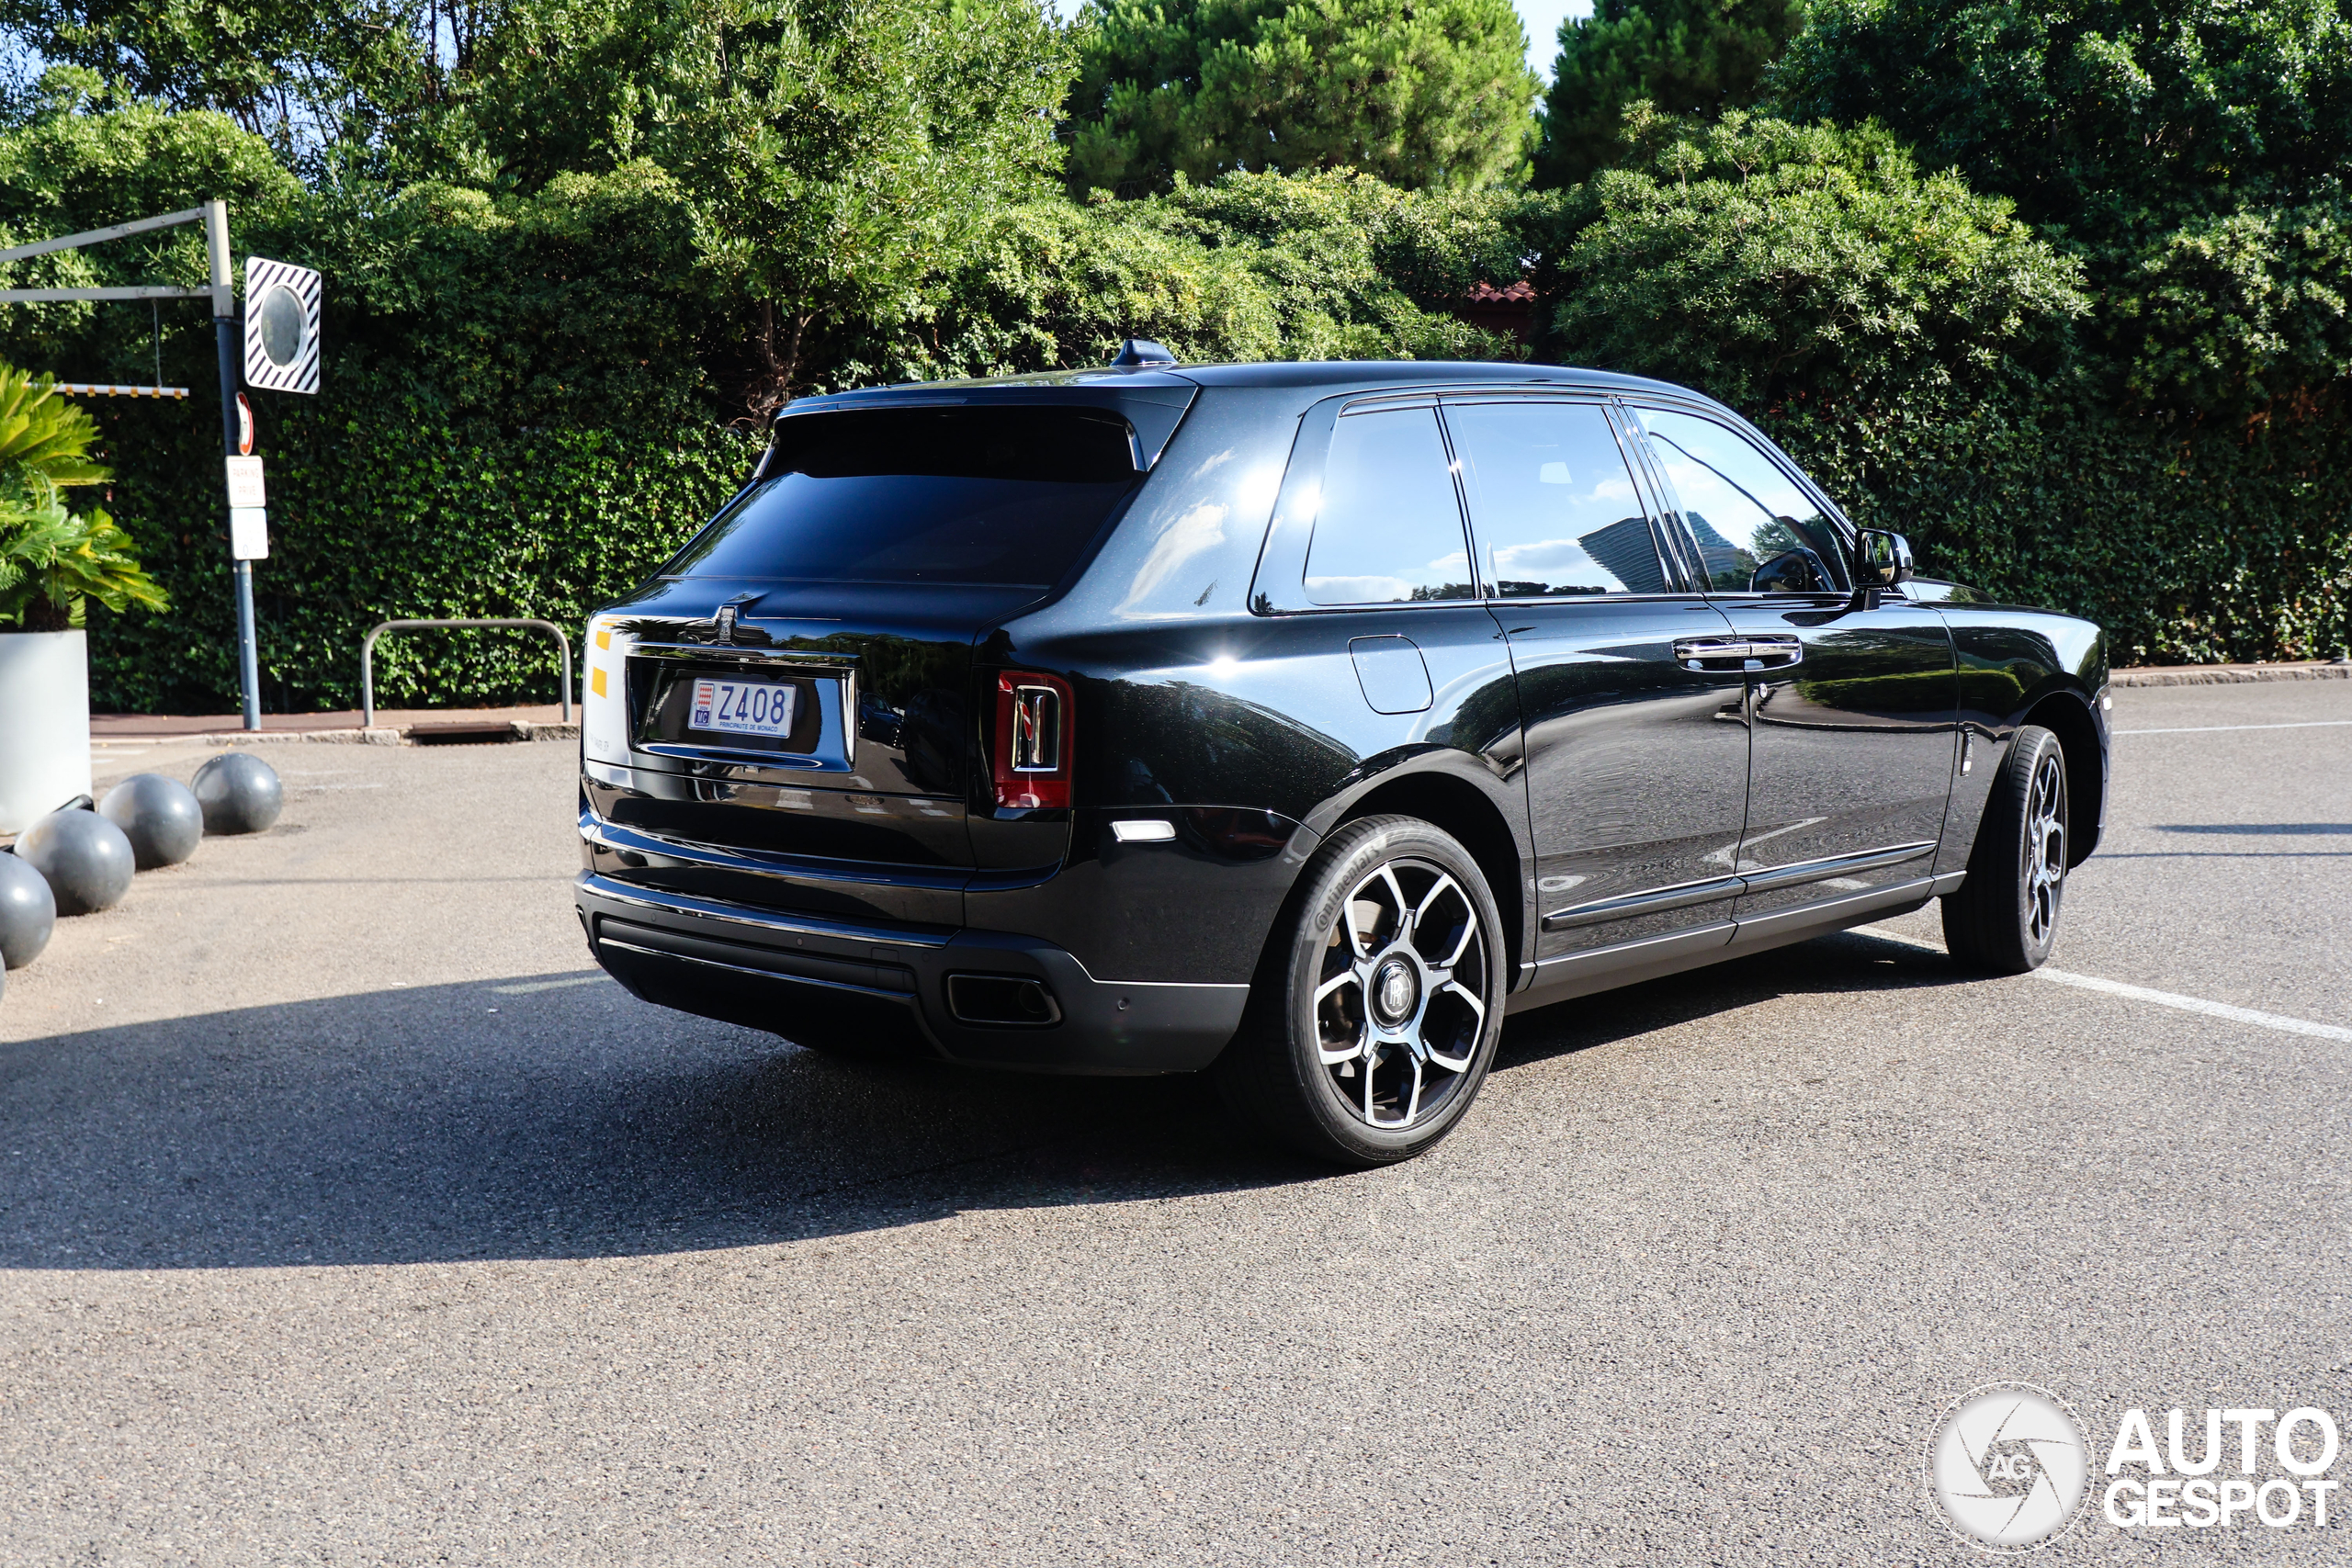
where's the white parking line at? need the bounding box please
[1850,926,2352,1043]
[490,975,612,996]
[2116,720,2352,735]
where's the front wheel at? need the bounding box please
[1941,724,2070,974]
[1215,816,1509,1168]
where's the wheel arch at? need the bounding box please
[2019,688,2104,865]
[1328,770,1529,983]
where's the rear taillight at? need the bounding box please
[582,615,634,765]
[991,671,1073,809]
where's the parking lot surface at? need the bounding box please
[4,682,2348,1563]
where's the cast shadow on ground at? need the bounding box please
[0,928,1968,1271]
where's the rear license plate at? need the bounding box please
[690,677,797,739]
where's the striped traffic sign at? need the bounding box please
[242,256,320,393]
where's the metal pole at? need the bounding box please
[361,623,379,729]
[205,199,260,732]
[359,619,571,729]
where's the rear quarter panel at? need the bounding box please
[967,387,1531,984]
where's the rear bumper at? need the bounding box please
[574,873,1248,1074]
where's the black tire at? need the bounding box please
[1941,724,2070,974]
[1214,815,1510,1168]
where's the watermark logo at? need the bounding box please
[1926,1382,2091,1552]
[2102,1406,2339,1529]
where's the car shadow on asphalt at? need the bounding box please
[0,929,1971,1271]
[1492,925,1979,1070]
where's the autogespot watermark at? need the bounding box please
[1927,1384,2344,1551]
[1927,1383,2092,1551]
[2102,1405,2341,1531]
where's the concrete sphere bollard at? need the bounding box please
[0,847,57,967]
[191,751,283,835]
[99,773,205,869]
[16,807,135,916]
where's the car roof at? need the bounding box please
[1164,360,1683,397]
[795,360,1717,406]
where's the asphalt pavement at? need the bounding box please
[3,682,2348,1564]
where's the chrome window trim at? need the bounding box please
[1250,386,1708,615]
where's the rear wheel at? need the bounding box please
[1941,724,2070,974]
[1215,816,1508,1167]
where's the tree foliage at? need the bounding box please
[1064,0,1539,196]
[0,0,492,175]
[871,171,1527,379]
[1769,0,2352,411]
[1534,0,1806,186]
[1546,109,2086,408]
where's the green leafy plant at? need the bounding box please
[1064,0,1541,197]
[1769,0,2352,412]
[1544,110,2087,409]
[1534,0,1809,188]
[0,365,167,632]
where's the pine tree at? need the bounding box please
[1066,0,1541,197]
[1533,0,1806,187]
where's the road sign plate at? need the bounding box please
[230,506,268,560]
[243,256,320,394]
[225,456,265,508]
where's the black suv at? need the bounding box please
[577,352,2108,1165]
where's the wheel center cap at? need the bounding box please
[1372,956,1419,1026]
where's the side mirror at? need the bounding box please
[1855,529,1914,590]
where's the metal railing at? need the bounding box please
[361,618,572,730]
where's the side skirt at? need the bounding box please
[1506,873,1965,1015]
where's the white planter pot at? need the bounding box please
[0,630,92,833]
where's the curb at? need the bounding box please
[2113,662,2352,688]
[172,721,581,747]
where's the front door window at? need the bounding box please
[1634,408,1848,594]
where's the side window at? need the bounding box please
[1633,409,1849,593]
[1444,401,1668,597]
[1303,408,1476,605]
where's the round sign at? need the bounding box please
[256,283,306,368]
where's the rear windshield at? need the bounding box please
[661,407,1141,587]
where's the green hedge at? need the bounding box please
[12,99,2352,713]
[87,400,752,713]
[1532,113,2352,664]
[1766,394,2352,665]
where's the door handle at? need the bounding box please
[1672,635,1804,671]
[1671,637,1749,671]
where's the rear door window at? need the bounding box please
[1632,408,1849,593]
[1303,407,1476,605]
[1444,401,1669,597]
[662,406,1141,588]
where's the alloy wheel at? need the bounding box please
[2024,750,2067,947]
[1312,857,1493,1129]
